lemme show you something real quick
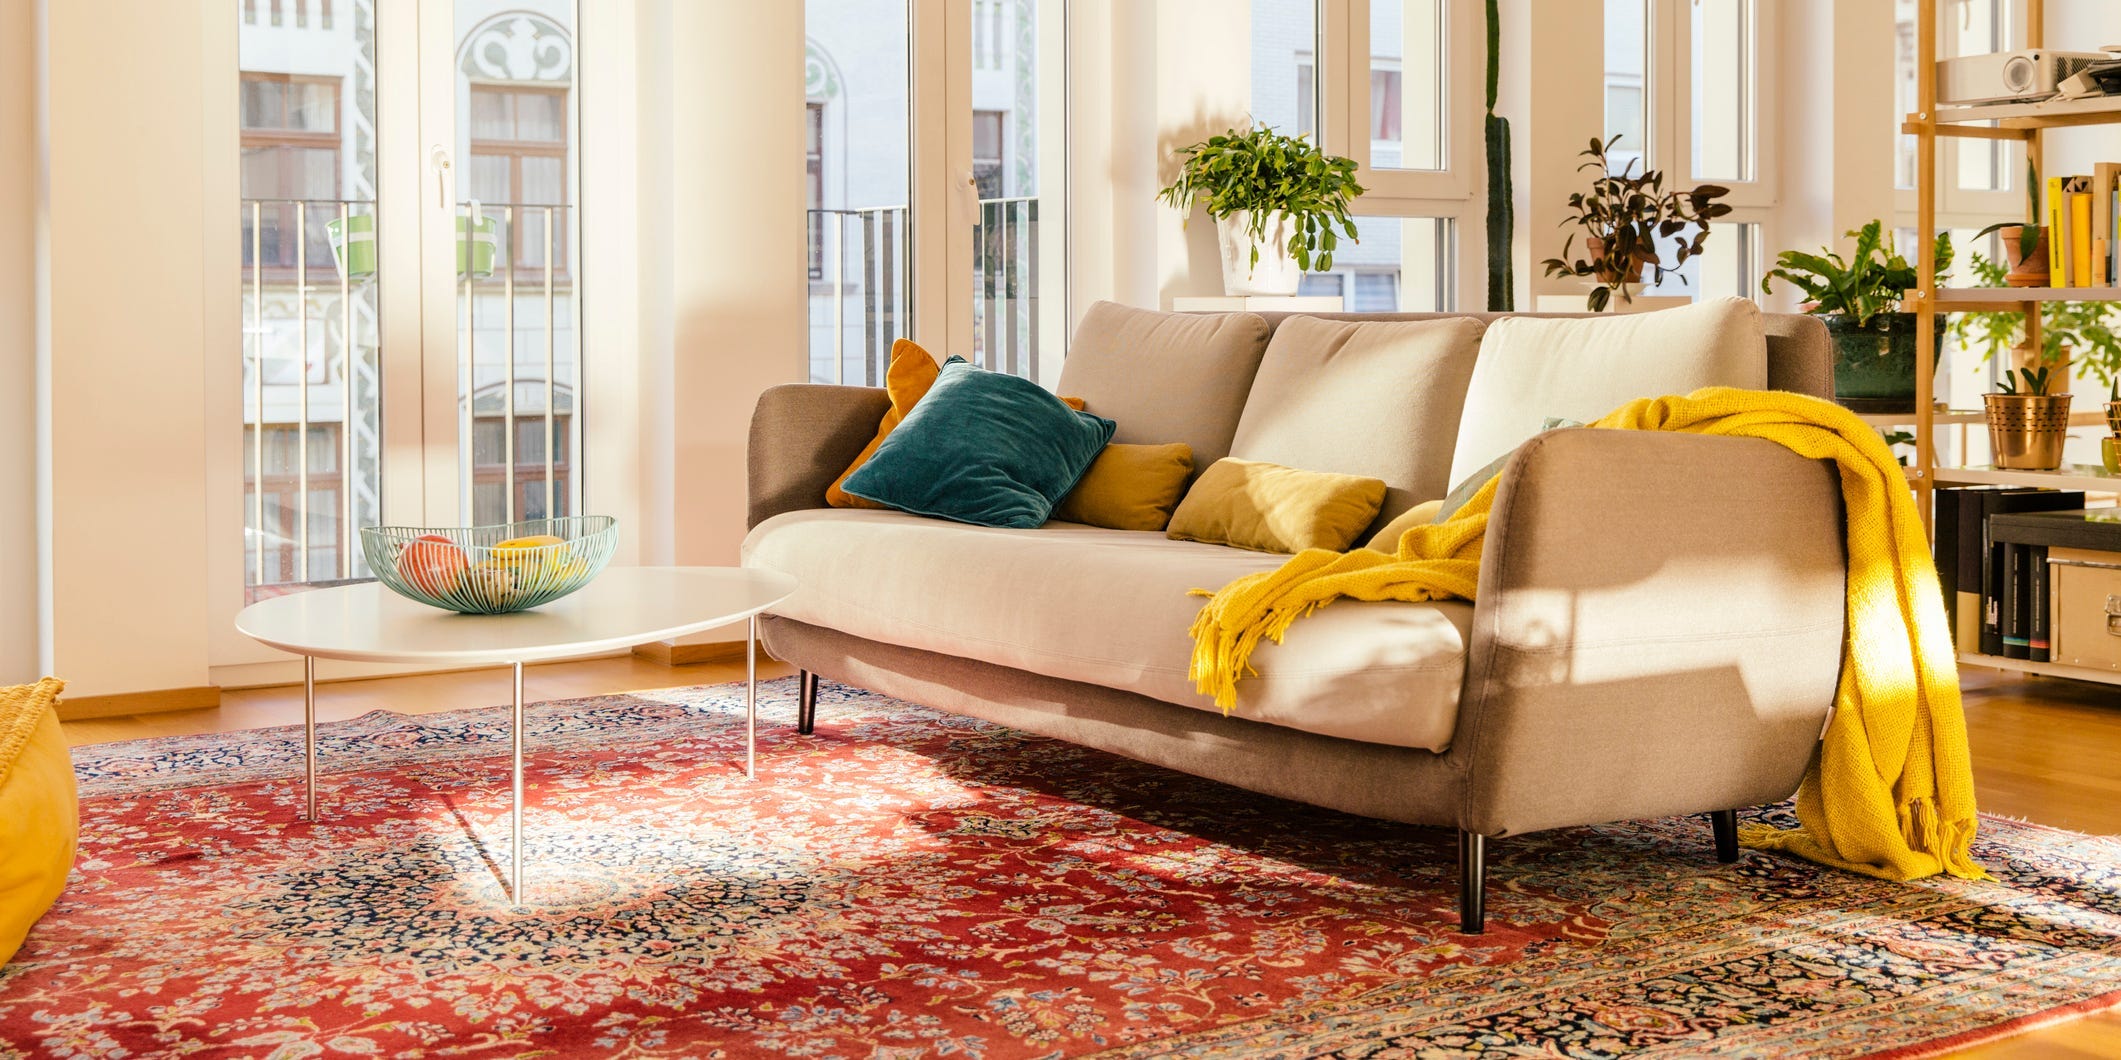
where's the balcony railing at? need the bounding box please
[974,196,1040,381]
[242,197,380,595]
[808,205,909,387]
[806,196,1042,386]
[239,196,576,600]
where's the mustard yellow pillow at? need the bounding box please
[1364,499,1446,552]
[1053,443,1195,531]
[826,340,1087,509]
[1167,458,1388,554]
[827,339,943,509]
[0,677,73,967]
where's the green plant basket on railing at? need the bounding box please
[360,515,616,614]
[458,214,501,279]
[326,213,378,280]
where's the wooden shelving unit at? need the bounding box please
[1906,0,2121,687]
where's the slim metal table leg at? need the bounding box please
[511,659,525,905]
[745,614,757,780]
[303,655,317,822]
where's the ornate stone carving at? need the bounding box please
[461,14,573,83]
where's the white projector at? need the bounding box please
[1937,50,2109,106]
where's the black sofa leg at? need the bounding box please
[1711,809,1740,863]
[1458,830,1487,934]
[796,670,820,735]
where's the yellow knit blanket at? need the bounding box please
[1187,387,1984,882]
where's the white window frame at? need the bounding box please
[1317,0,1482,309]
[1633,0,1778,301]
[1893,0,2026,232]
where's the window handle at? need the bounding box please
[432,146,452,209]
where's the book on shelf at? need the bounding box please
[2003,543,2029,659]
[1979,489,2085,657]
[2050,175,2070,283]
[1988,508,2121,663]
[2042,169,2121,286]
[2095,162,2121,285]
[1947,485,2015,650]
[2072,188,2094,289]
[2029,543,2052,663]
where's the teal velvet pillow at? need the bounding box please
[841,357,1117,529]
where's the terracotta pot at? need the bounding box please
[1584,235,1652,285]
[2002,226,2051,288]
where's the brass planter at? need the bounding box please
[1983,393,2073,470]
[2105,399,2121,436]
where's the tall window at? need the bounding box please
[1250,0,1318,137]
[800,14,911,386]
[1604,0,1648,174]
[455,8,583,528]
[972,110,1005,199]
[467,84,569,274]
[1370,68,1403,144]
[240,73,340,271]
[238,15,378,601]
[1601,0,1771,304]
[806,101,826,279]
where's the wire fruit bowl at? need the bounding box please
[361,516,617,614]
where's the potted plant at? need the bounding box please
[1156,124,1364,297]
[1985,366,2072,471]
[1539,136,1731,312]
[1761,220,1952,412]
[1969,160,2050,288]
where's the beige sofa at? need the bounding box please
[741,300,1847,933]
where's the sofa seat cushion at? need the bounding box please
[742,509,1471,752]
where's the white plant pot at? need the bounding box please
[1216,211,1303,296]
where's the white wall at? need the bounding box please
[1773,0,1895,313]
[1067,0,1256,312]
[34,1,224,698]
[658,0,807,572]
[0,0,36,686]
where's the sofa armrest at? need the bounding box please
[748,384,891,529]
[1453,429,1848,837]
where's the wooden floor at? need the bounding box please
[57,658,2121,1056]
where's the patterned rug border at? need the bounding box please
[48,677,2121,1059]
[1881,987,2121,1060]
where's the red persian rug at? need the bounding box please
[4,678,2119,1058]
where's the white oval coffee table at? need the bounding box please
[235,566,797,904]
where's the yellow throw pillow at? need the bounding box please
[0,677,74,967]
[826,340,1088,509]
[1053,442,1195,531]
[1364,499,1446,552]
[827,339,943,509]
[1167,458,1388,554]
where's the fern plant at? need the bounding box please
[1156,124,1365,272]
[1760,220,1952,328]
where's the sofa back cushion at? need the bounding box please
[1057,301,1271,475]
[1444,296,1768,485]
[1226,315,1484,528]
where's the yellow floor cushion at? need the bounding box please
[0,678,74,967]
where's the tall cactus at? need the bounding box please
[1484,0,1514,311]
